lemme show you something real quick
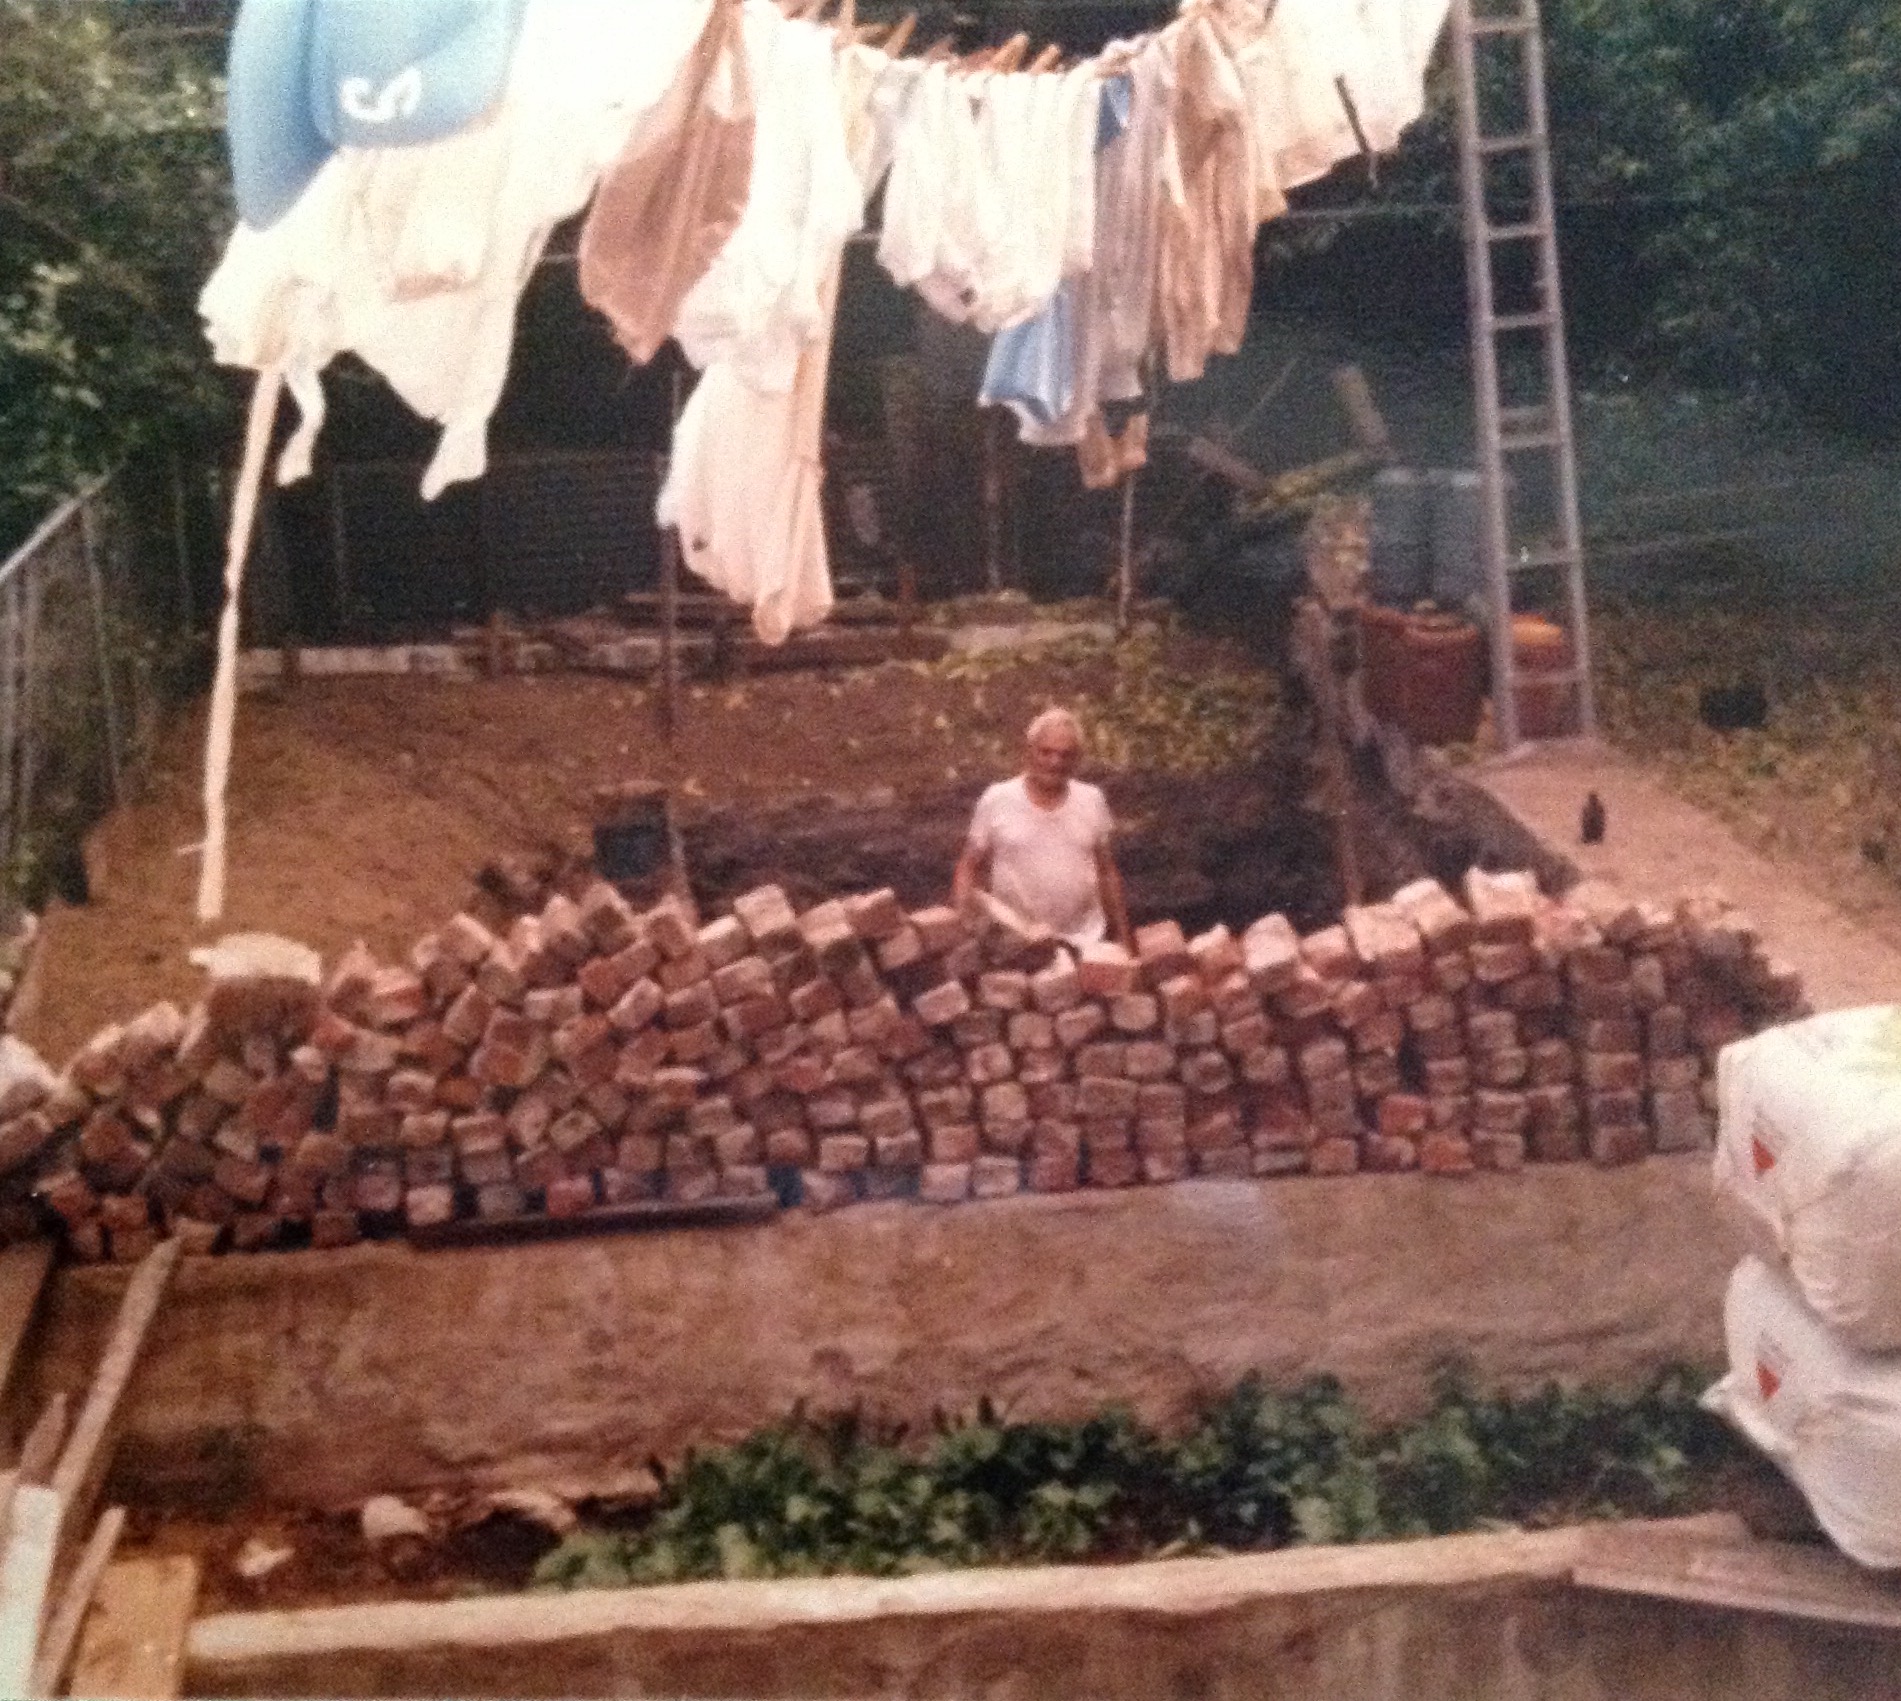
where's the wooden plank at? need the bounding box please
[0,1482,64,1698]
[408,1194,779,1251]
[1331,364,1396,463]
[48,1239,181,1546]
[620,591,910,629]
[1574,1529,1901,1631]
[31,1504,123,1699]
[729,627,949,673]
[15,1395,66,1486]
[1181,434,1270,497]
[0,1241,54,1405]
[66,1556,199,1701]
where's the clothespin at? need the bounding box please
[921,32,957,62]
[882,12,917,56]
[1027,43,1062,73]
[837,0,855,32]
[987,33,1029,72]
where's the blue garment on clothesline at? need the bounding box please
[978,74,1133,433]
[227,0,528,229]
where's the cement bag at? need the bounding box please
[1705,1256,1901,1569]
[1715,1005,1901,1351]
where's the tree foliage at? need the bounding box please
[0,0,231,549]
[1544,0,1901,405]
[1330,0,1901,417]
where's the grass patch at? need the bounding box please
[1594,596,1901,884]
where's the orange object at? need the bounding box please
[1359,605,1486,746]
[1511,614,1574,739]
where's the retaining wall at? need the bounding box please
[18,1158,1738,1509]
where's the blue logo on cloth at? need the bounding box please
[227,0,528,229]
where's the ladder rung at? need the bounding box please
[1491,310,1556,333]
[1477,132,1544,155]
[1469,10,1536,36]
[1485,220,1546,242]
[1508,547,1581,571]
[1506,666,1589,689]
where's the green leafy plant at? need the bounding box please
[533,1367,1743,1594]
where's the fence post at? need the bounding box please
[78,495,126,809]
[168,455,195,634]
[0,577,18,876]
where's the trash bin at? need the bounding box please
[1367,468,1432,607]
[1427,469,1487,617]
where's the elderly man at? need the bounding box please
[952,707,1132,949]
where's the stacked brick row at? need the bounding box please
[0,868,1805,1261]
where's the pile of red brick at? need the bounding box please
[0,868,1806,1261]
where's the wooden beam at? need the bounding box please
[0,1242,53,1407]
[1181,434,1270,498]
[49,1239,181,1548]
[30,1504,123,1699]
[408,1194,778,1251]
[0,1483,63,1698]
[15,1396,66,1488]
[66,1556,199,1701]
[1331,364,1395,463]
[1574,1527,1901,1631]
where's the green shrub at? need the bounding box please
[533,1367,1743,1593]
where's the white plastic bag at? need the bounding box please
[1715,1005,1901,1351]
[1704,1256,1901,1569]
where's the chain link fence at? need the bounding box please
[0,463,204,905]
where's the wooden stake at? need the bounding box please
[981,409,1003,593]
[1115,466,1137,634]
[0,1483,62,1699]
[49,1239,181,1548]
[30,1505,124,1699]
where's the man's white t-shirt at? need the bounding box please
[967,775,1114,946]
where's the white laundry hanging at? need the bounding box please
[657,2,889,644]
[199,0,715,500]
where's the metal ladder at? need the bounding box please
[1449,0,1596,748]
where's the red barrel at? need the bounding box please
[1359,605,1487,746]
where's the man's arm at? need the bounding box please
[1096,843,1132,948]
[952,840,990,912]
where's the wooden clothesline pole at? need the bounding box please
[195,366,283,923]
[660,361,684,747]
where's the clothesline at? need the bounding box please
[191,0,1453,921]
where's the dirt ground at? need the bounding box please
[17,625,1278,1066]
